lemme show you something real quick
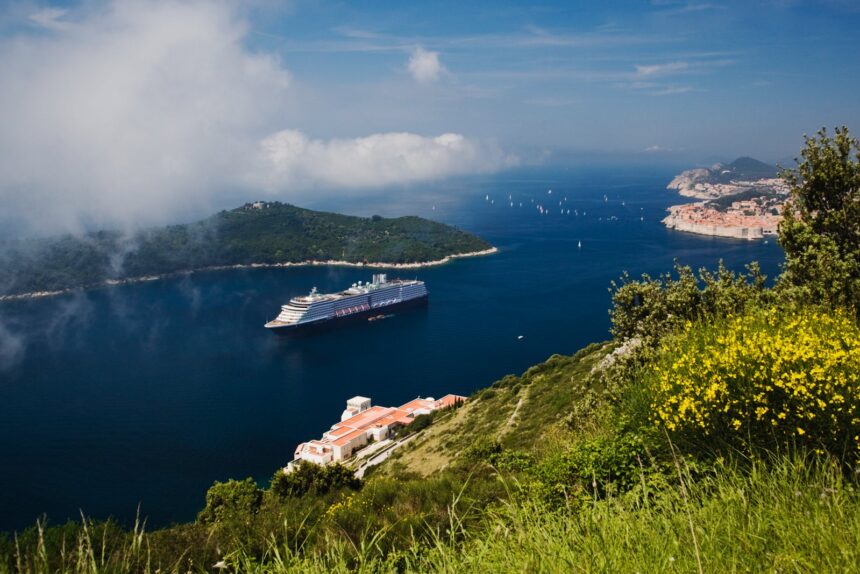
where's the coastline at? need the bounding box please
[662,213,770,240]
[663,173,786,240]
[0,247,498,302]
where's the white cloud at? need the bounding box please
[28,7,71,30]
[0,2,506,236]
[0,320,24,372]
[257,130,515,189]
[634,61,689,77]
[407,46,445,83]
[651,85,694,96]
[642,144,682,153]
[0,0,291,233]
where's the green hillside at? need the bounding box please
[704,156,778,184]
[0,202,492,297]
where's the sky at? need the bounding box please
[0,0,858,235]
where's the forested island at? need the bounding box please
[0,202,494,299]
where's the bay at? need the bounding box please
[0,167,784,531]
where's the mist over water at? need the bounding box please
[0,168,783,532]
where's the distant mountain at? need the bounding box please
[0,202,493,298]
[711,157,778,183]
[668,156,782,199]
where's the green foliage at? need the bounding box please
[197,477,263,524]
[529,432,658,505]
[269,462,361,499]
[639,307,860,462]
[609,260,767,343]
[7,454,859,573]
[406,413,433,433]
[0,202,492,296]
[778,127,860,311]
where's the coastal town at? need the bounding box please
[288,394,465,472]
[663,160,790,240]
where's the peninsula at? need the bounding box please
[0,202,495,299]
[663,157,789,239]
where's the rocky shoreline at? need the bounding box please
[0,247,498,302]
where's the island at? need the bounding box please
[663,157,789,239]
[0,202,496,300]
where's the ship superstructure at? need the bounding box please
[264,274,428,333]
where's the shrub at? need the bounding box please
[530,432,653,505]
[269,461,361,499]
[197,477,262,524]
[644,307,860,460]
[408,413,433,433]
[609,260,767,343]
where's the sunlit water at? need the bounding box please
[0,168,784,531]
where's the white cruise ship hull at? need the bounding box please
[266,293,428,335]
[265,275,429,336]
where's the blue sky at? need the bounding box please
[244,0,860,160]
[0,0,858,233]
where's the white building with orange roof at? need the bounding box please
[291,394,465,467]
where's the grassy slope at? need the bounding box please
[0,203,492,296]
[378,342,613,477]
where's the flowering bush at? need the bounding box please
[646,308,860,458]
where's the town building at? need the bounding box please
[290,394,465,467]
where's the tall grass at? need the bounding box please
[5,453,857,573]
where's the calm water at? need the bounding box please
[0,168,783,531]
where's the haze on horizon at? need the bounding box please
[0,0,858,236]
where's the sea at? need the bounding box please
[0,167,784,532]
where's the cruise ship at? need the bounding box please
[264,274,428,334]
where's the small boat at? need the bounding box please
[517,335,524,340]
[578,240,582,249]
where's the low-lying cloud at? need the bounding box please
[0,320,25,372]
[0,1,509,237]
[257,130,514,189]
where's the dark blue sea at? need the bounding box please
[0,167,784,532]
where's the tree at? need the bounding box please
[269,462,361,499]
[778,127,860,310]
[197,477,263,524]
[608,261,767,343]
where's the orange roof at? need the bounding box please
[437,394,466,408]
[331,427,368,447]
[397,398,435,413]
[294,393,466,459]
[335,406,393,430]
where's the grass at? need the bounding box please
[5,453,857,573]
[380,343,612,478]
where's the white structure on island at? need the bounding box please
[289,394,465,468]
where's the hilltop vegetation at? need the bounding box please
[671,156,778,188]
[710,156,778,182]
[0,202,492,297]
[2,128,860,572]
